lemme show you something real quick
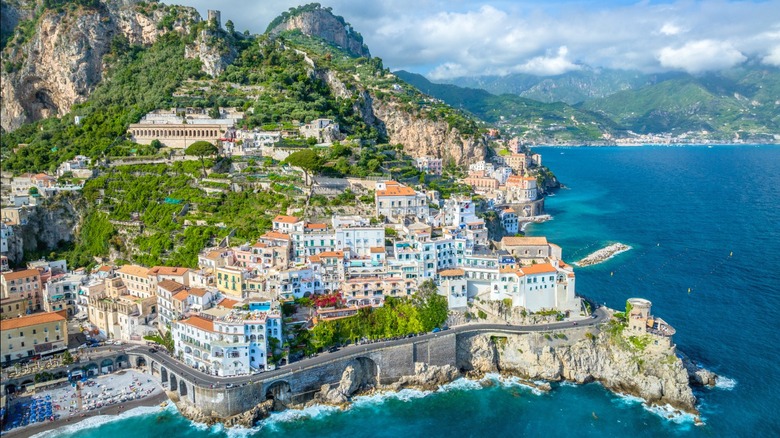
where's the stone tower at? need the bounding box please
[207,10,221,29]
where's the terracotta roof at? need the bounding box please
[117,264,150,278]
[218,297,240,308]
[370,247,385,253]
[1,312,65,330]
[1,269,40,281]
[261,231,291,241]
[506,175,524,184]
[188,287,208,297]
[305,223,328,230]
[319,251,344,258]
[376,181,416,197]
[180,315,213,332]
[309,255,322,262]
[157,279,185,292]
[204,250,228,260]
[499,267,524,275]
[520,263,557,275]
[172,290,190,302]
[502,207,516,213]
[149,266,190,276]
[97,266,113,272]
[438,268,465,277]
[273,215,301,224]
[252,242,268,248]
[501,236,548,246]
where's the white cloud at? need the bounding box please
[764,46,780,66]
[660,23,683,36]
[512,46,581,76]
[176,1,780,77]
[658,40,747,73]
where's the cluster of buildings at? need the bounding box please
[462,153,544,218]
[128,106,343,155]
[188,176,576,316]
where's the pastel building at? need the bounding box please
[1,311,68,364]
[375,181,429,221]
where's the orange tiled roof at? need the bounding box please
[1,269,39,281]
[0,312,65,330]
[319,251,344,258]
[501,236,548,246]
[376,181,416,197]
[172,290,190,302]
[157,279,185,292]
[370,247,385,253]
[520,263,557,275]
[188,287,208,297]
[180,315,213,332]
[219,297,240,308]
[261,231,291,241]
[305,223,328,230]
[149,266,190,276]
[438,268,465,277]
[273,215,301,224]
[117,264,150,278]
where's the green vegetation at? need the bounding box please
[304,280,448,352]
[1,32,203,174]
[627,335,651,352]
[144,330,174,354]
[185,141,218,177]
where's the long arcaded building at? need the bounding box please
[127,124,225,149]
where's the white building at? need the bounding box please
[172,305,283,376]
[499,207,519,235]
[375,181,429,222]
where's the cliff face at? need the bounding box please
[457,329,698,413]
[268,6,369,58]
[5,193,85,265]
[184,29,237,77]
[369,96,487,165]
[0,1,199,131]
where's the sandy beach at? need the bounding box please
[2,370,169,438]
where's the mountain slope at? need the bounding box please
[0,0,201,131]
[580,67,780,140]
[396,70,621,143]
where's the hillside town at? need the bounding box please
[0,136,588,380]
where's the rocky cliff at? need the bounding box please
[4,192,85,265]
[0,0,199,131]
[267,4,369,58]
[184,28,237,77]
[369,95,487,165]
[457,328,699,414]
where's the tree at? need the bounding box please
[415,279,449,331]
[62,350,74,365]
[225,19,235,34]
[185,141,218,177]
[284,148,323,184]
[150,139,162,149]
[28,186,39,196]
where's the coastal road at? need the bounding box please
[111,307,610,388]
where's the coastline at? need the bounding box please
[530,143,779,147]
[3,391,169,438]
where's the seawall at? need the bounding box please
[154,315,712,427]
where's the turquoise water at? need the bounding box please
[33,146,780,437]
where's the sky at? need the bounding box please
[176,0,780,79]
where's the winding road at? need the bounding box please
[109,307,610,388]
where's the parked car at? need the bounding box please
[432,327,441,333]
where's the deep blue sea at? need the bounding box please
[32,146,780,438]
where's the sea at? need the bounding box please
[31,145,780,438]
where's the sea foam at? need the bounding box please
[714,375,737,390]
[30,404,165,438]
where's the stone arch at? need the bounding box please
[116,354,129,368]
[136,356,146,368]
[265,380,292,407]
[161,367,168,383]
[5,383,17,394]
[179,380,188,397]
[170,374,178,392]
[100,358,114,373]
[85,363,99,377]
[21,379,34,392]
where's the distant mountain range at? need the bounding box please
[401,65,780,142]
